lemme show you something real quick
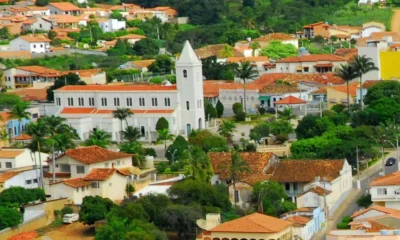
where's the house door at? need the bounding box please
[186,124,191,136]
[198,118,202,129]
[140,126,145,137]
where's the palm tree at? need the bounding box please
[119,141,145,166]
[113,108,133,142]
[157,128,175,150]
[235,61,259,114]
[351,55,379,109]
[122,126,141,142]
[279,108,295,120]
[220,45,234,58]
[84,128,112,148]
[0,128,8,148]
[217,120,236,143]
[183,146,214,182]
[228,151,250,207]
[42,116,76,183]
[335,64,358,111]
[250,41,260,56]
[26,119,47,189]
[9,101,31,138]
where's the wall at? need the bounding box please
[362,26,383,38]
[201,226,292,240]
[380,51,400,80]
[326,88,352,109]
[4,169,40,190]
[358,47,381,80]
[219,89,259,116]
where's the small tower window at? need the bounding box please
[183,70,187,78]
[186,101,189,110]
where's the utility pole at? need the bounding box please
[356,146,361,189]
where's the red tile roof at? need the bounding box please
[0,172,20,183]
[352,205,400,219]
[60,108,175,115]
[84,168,119,181]
[274,95,306,104]
[10,88,48,101]
[328,85,358,97]
[370,171,400,186]
[43,172,71,178]
[255,33,297,42]
[56,85,177,92]
[210,213,292,233]
[63,178,91,188]
[19,34,51,43]
[255,73,345,85]
[13,133,32,141]
[49,2,80,11]
[117,34,146,40]
[276,54,346,63]
[63,146,133,164]
[227,56,269,63]
[361,80,380,89]
[8,231,38,240]
[299,186,332,197]
[286,216,311,226]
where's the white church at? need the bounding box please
[52,41,205,141]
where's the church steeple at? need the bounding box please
[177,41,201,65]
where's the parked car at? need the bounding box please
[265,107,275,114]
[63,213,79,224]
[385,157,396,166]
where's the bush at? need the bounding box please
[258,107,266,115]
[61,206,73,216]
[232,102,243,115]
[337,215,352,229]
[356,194,372,208]
[156,117,169,131]
[216,100,224,117]
[235,111,247,121]
[144,148,157,157]
[156,162,169,173]
[149,76,163,84]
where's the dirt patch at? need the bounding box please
[391,10,400,34]
[40,222,95,240]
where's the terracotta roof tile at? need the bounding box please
[208,152,273,180]
[227,56,269,63]
[276,54,346,63]
[61,107,96,114]
[43,172,71,178]
[13,133,32,141]
[334,48,358,61]
[274,95,306,104]
[84,168,120,181]
[63,178,91,188]
[255,73,345,85]
[194,44,244,59]
[56,85,177,92]
[286,216,311,226]
[19,34,51,43]
[0,150,24,158]
[312,88,327,94]
[8,231,38,240]
[16,66,60,76]
[364,221,393,232]
[361,80,380,89]
[118,34,146,40]
[298,186,332,197]
[0,172,20,183]
[210,213,292,233]
[0,51,31,59]
[255,33,297,42]
[10,88,48,101]
[261,83,299,94]
[63,146,133,164]
[130,59,155,69]
[328,85,358,97]
[371,171,400,186]
[49,2,80,11]
[352,205,400,219]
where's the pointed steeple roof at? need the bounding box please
[177,40,201,64]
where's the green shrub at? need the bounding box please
[156,162,169,173]
[144,148,157,157]
[258,107,266,115]
[149,76,163,84]
[232,102,243,115]
[356,194,372,208]
[235,111,247,121]
[61,206,73,216]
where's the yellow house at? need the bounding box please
[326,83,358,109]
[380,51,400,80]
[196,213,293,240]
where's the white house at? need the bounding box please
[10,35,51,54]
[282,207,326,240]
[0,149,48,171]
[117,34,146,45]
[370,171,400,209]
[48,2,80,15]
[52,41,205,141]
[27,6,50,16]
[275,54,347,74]
[361,22,385,38]
[99,19,126,33]
[0,168,41,192]
[22,17,53,33]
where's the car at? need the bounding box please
[63,213,79,224]
[385,157,397,166]
[265,108,275,114]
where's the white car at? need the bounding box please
[63,213,79,224]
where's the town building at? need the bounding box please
[51,41,205,141]
[48,2,81,16]
[9,35,51,54]
[99,18,126,33]
[254,33,299,49]
[350,205,400,230]
[194,44,244,63]
[0,107,40,138]
[361,22,386,38]
[131,7,177,23]
[0,168,41,192]
[21,17,52,33]
[370,171,400,209]
[275,54,347,74]
[356,80,380,104]
[117,34,146,44]
[119,59,155,72]
[326,83,359,108]
[0,149,48,171]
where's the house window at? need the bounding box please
[56,97,61,106]
[395,188,400,195]
[25,179,32,184]
[78,97,84,106]
[5,162,12,168]
[293,183,298,191]
[76,188,79,192]
[114,98,120,106]
[101,98,107,106]
[33,44,36,48]
[164,98,170,106]
[139,98,145,106]
[39,24,42,28]
[285,183,290,191]
[67,97,74,106]
[377,188,387,195]
[105,163,109,168]
[76,165,85,174]
[183,70,187,78]
[91,181,100,188]
[40,44,43,48]
[33,179,38,183]
[304,67,309,73]
[81,187,85,191]
[60,164,71,173]
[152,98,158,106]
[89,97,95,106]
[126,98,132,106]
[234,190,239,203]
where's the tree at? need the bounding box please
[204,101,217,121]
[279,108,295,120]
[252,181,296,217]
[351,55,379,109]
[119,141,146,166]
[0,187,45,206]
[0,93,22,110]
[26,119,47,188]
[157,129,174,150]
[217,120,236,143]
[148,54,174,73]
[188,130,228,152]
[335,64,358,111]
[235,61,259,114]
[0,207,21,230]
[249,122,270,142]
[216,100,224,117]
[9,101,31,138]
[122,126,141,142]
[125,184,135,198]
[111,202,148,222]
[0,129,8,147]
[260,41,297,59]
[165,135,189,162]
[232,102,243,115]
[107,39,128,56]
[135,194,171,222]
[183,147,214,182]
[220,45,234,58]
[295,115,334,139]
[47,73,85,101]
[48,30,56,40]
[364,80,400,105]
[250,41,260,56]
[133,38,159,56]
[79,196,116,225]
[84,129,112,148]
[113,108,133,142]
[357,194,372,208]
[34,0,48,6]
[110,10,123,20]
[228,151,250,206]
[155,117,169,131]
[243,0,255,7]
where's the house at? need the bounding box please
[254,33,299,49]
[370,171,400,209]
[226,56,269,73]
[275,54,347,74]
[196,213,293,240]
[119,59,155,72]
[297,21,361,40]
[132,6,178,23]
[0,148,48,171]
[209,152,352,215]
[0,168,41,192]
[47,15,87,29]
[258,82,307,108]
[22,17,52,33]
[281,207,326,240]
[9,35,51,54]
[254,73,345,86]
[0,107,40,138]
[27,6,50,16]
[62,69,107,85]
[362,22,386,38]
[274,95,308,116]
[194,44,244,63]
[334,48,358,61]
[326,83,358,108]
[350,205,400,230]
[99,19,126,33]
[356,80,380,104]
[117,34,146,44]
[48,2,81,16]
[51,41,205,141]
[133,174,185,197]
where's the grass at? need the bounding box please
[178,24,197,31]
[36,219,63,236]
